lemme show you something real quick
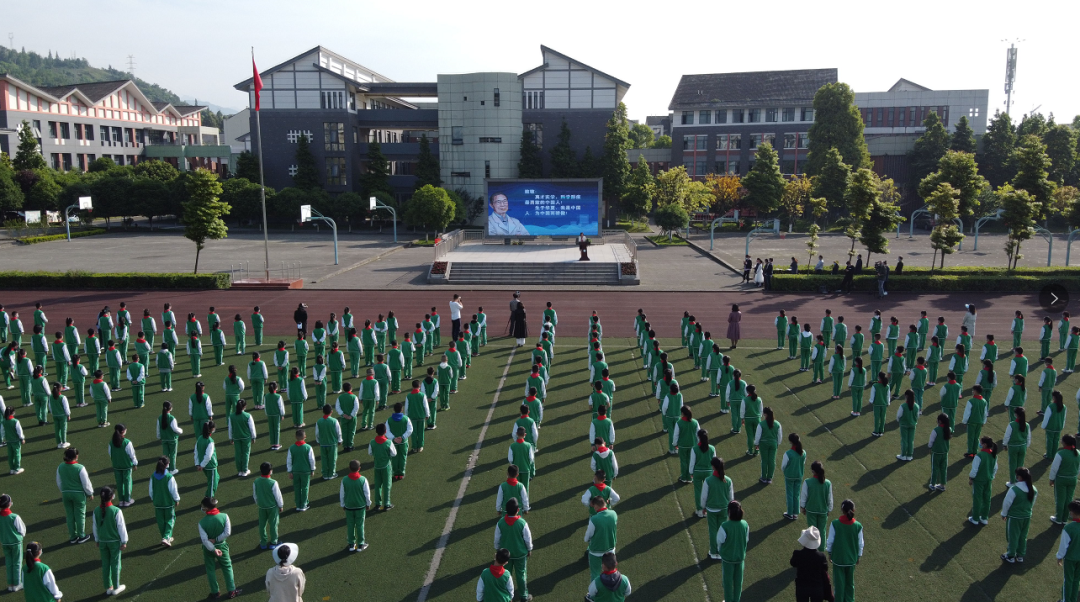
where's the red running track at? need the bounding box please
[0,290,1048,342]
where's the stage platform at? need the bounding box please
[432,241,638,285]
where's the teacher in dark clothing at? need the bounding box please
[790,526,831,602]
[293,303,309,338]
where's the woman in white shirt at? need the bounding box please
[961,305,977,341]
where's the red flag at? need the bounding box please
[252,58,263,112]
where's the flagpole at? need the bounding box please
[253,48,271,281]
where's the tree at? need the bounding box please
[654,203,689,240]
[859,187,904,265]
[741,143,784,215]
[1051,186,1079,228]
[704,173,744,219]
[918,151,987,226]
[999,185,1038,270]
[0,153,24,212]
[843,168,879,257]
[622,156,655,221]
[293,133,320,190]
[87,157,115,173]
[549,120,577,178]
[978,110,1016,188]
[805,223,821,270]
[182,169,229,274]
[25,170,61,212]
[1016,112,1049,139]
[950,115,977,153]
[1012,135,1056,221]
[924,183,963,269]
[517,130,543,178]
[414,134,442,189]
[628,123,655,149]
[130,177,172,227]
[235,151,261,182]
[579,146,599,179]
[404,185,456,240]
[13,121,46,172]
[1043,124,1077,185]
[811,147,851,208]
[601,102,633,205]
[651,135,672,149]
[909,111,951,189]
[778,175,811,232]
[361,141,393,200]
[806,83,870,175]
[133,159,179,183]
[220,177,275,226]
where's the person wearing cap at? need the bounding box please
[265,542,305,602]
[790,526,829,602]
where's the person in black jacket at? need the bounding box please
[854,254,863,274]
[743,256,753,283]
[895,256,904,274]
[840,262,854,294]
[764,258,775,290]
[293,303,309,338]
[790,526,830,602]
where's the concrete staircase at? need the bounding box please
[447,262,622,285]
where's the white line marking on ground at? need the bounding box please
[416,347,517,602]
[130,548,187,601]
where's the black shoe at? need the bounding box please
[76,534,92,544]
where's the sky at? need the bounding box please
[8,0,1080,125]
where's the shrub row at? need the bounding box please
[0,271,231,290]
[771,273,1080,293]
[15,229,108,245]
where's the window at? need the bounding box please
[801,107,814,122]
[74,124,83,140]
[784,133,797,149]
[731,109,744,123]
[716,134,728,150]
[353,127,358,144]
[698,111,711,125]
[748,109,761,123]
[493,88,500,107]
[782,108,796,122]
[697,160,706,175]
[781,160,797,175]
[682,135,694,150]
[748,134,763,149]
[681,111,694,125]
[765,108,778,123]
[50,153,61,169]
[910,107,917,127]
[683,160,696,175]
[798,133,810,149]
[727,161,740,174]
[31,120,41,134]
[325,157,346,186]
[286,130,313,143]
[452,126,463,145]
[524,122,543,146]
[715,109,727,123]
[60,123,70,139]
[62,154,72,170]
[112,127,122,144]
[729,133,742,150]
[524,90,544,109]
[485,160,491,179]
[479,137,502,143]
[100,125,109,144]
[696,136,707,151]
[48,121,58,139]
[450,171,471,177]
[763,133,776,148]
[324,122,345,151]
[969,107,979,118]
[715,160,726,173]
[898,108,906,127]
[85,126,93,141]
[887,107,894,127]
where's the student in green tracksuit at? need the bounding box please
[826,499,864,602]
[47,384,70,447]
[957,326,973,359]
[422,314,436,355]
[967,436,999,525]
[1000,467,1037,563]
[328,344,346,394]
[1003,408,1032,483]
[1042,391,1067,460]
[704,344,723,396]
[689,430,716,515]
[102,341,123,392]
[980,335,999,366]
[404,382,430,451]
[2,407,23,474]
[926,336,942,384]
[107,425,137,506]
[198,496,239,598]
[92,487,128,595]
[285,368,308,428]
[716,357,735,414]
[1010,310,1025,350]
[273,341,290,384]
[886,317,900,355]
[336,383,361,451]
[359,369,380,430]
[0,306,7,345]
[186,334,203,378]
[247,352,267,409]
[868,373,890,433]
[340,459,371,552]
[960,384,988,457]
[1011,347,1030,381]
[161,322,178,360]
[673,406,700,482]
[0,494,26,590]
[477,548,514,602]
[232,315,246,356]
[726,370,747,433]
[717,500,748,602]
[157,401,182,473]
[787,317,800,359]
[850,324,864,360]
[287,429,316,511]
[50,334,69,389]
[388,341,405,393]
[90,370,111,427]
[373,315,388,354]
[1038,357,1057,413]
[896,390,920,461]
[133,333,151,370]
[253,462,283,549]
[848,357,867,416]
[312,356,327,408]
[29,367,49,425]
[1068,326,1080,372]
[316,405,342,479]
[445,345,461,394]
[294,333,309,377]
[493,498,533,600]
[1038,316,1053,360]
[701,457,734,559]
[908,357,929,407]
[782,434,807,520]
[741,386,764,456]
[833,317,848,355]
[229,400,256,476]
[801,460,833,531]
[869,335,884,379]
[828,345,846,399]
[125,354,145,409]
[1056,499,1080,601]
[938,372,961,430]
[773,310,788,350]
[194,421,219,498]
[310,320,327,363]
[585,496,618,581]
[799,324,814,371]
[1061,312,1073,351]
[971,360,994,408]
[661,383,683,454]
[346,329,363,378]
[927,413,952,491]
[917,311,930,350]
[887,348,906,399]
[810,337,827,384]
[189,381,213,437]
[251,307,264,347]
[368,423,397,509]
[820,311,834,348]
[265,382,285,450]
[155,344,174,392]
[56,447,94,544]
[140,311,157,351]
[904,325,919,370]
[422,370,440,429]
[30,326,48,377]
[1049,433,1079,524]
[1,343,15,391]
[361,322,377,366]
[7,312,22,349]
[511,428,537,492]
[386,403,413,479]
[149,456,180,546]
[754,407,782,483]
[401,333,415,379]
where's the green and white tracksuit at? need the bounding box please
[1049,447,1079,521]
[56,461,93,541]
[92,503,128,591]
[287,442,315,509]
[701,473,734,556]
[340,472,371,546]
[149,471,180,540]
[368,436,397,506]
[0,508,25,589]
[494,514,533,599]
[253,476,283,547]
[337,393,361,449]
[107,437,137,504]
[198,509,235,595]
[316,414,342,479]
[1001,482,1037,559]
[928,425,951,487]
[157,414,182,475]
[968,448,998,523]
[718,518,749,602]
[782,448,807,517]
[1003,419,1032,484]
[228,411,256,474]
[826,517,864,602]
[265,393,285,447]
[585,508,618,580]
[801,477,833,531]
[195,435,219,498]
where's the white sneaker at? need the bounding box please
[11,468,23,475]
[112,585,126,595]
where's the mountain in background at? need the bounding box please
[0,46,235,130]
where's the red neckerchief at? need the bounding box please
[65,460,77,464]
[348,471,360,480]
[234,318,241,322]
[205,508,220,516]
[957,353,965,358]
[602,568,618,575]
[136,338,146,344]
[506,478,518,487]
[103,501,113,507]
[916,365,925,371]
[1066,444,1077,451]
[530,372,539,378]
[53,338,63,344]
[594,482,606,490]
[602,377,610,381]
[791,445,799,452]
[894,352,902,358]
[948,379,957,385]
[932,342,939,347]
[0,509,10,516]
[525,395,536,403]
[366,375,374,380]
[1016,353,1024,358]
[278,346,285,351]
[504,515,521,526]
[108,346,116,351]
[987,342,996,348]
[680,415,690,421]
[364,326,372,330]
[375,435,388,444]
[93,379,103,384]
[488,565,506,578]
[839,516,855,525]
[980,448,993,454]
[974,395,984,400]
[322,414,331,419]
[596,445,608,453]
[520,410,529,417]
[294,441,306,447]
[515,438,525,444]
[411,388,421,394]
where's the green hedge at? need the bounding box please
[16,229,107,245]
[771,273,1080,293]
[0,271,231,290]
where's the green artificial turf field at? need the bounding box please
[0,333,1072,601]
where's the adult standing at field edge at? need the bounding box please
[449,295,464,342]
[293,304,308,339]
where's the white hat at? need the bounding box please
[797,527,821,550]
[272,542,299,566]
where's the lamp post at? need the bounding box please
[301,205,339,265]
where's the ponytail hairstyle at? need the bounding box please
[840,498,855,520]
[156,456,169,475]
[728,500,744,521]
[905,389,915,410]
[1015,374,1026,392]
[1054,390,1065,415]
[763,406,775,429]
[697,429,709,453]
[111,424,125,448]
[24,541,41,570]
[99,485,114,508]
[235,399,247,415]
[711,456,725,480]
[979,436,999,457]
[1016,467,1035,501]
[1015,407,1027,432]
[1064,433,1079,457]
[277,543,292,567]
[202,420,216,438]
[982,360,995,384]
[811,460,825,484]
[3,407,13,420]
[789,432,803,455]
[268,382,278,394]
[160,401,173,431]
[937,413,951,439]
[733,369,742,383]
[746,384,757,400]
[854,356,864,370]
[228,365,237,383]
[195,381,205,396]
[51,382,61,398]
